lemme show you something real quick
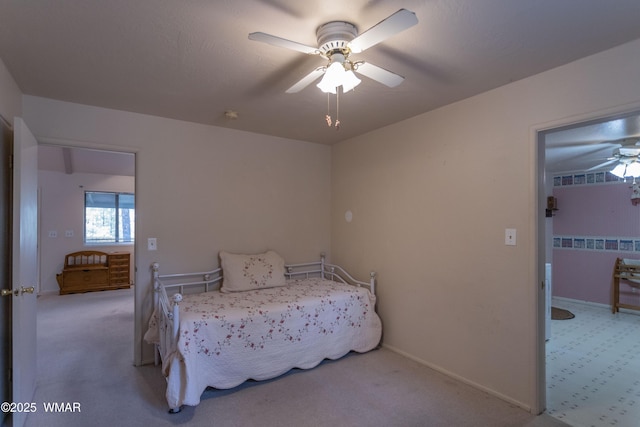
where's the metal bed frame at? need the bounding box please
[150,253,376,369]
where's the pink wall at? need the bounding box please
[552,176,640,307]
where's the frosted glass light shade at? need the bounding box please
[317,62,344,94]
[626,162,640,177]
[342,70,361,92]
[316,60,362,94]
[610,163,627,178]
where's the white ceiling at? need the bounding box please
[38,145,135,177]
[2,0,640,174]
[544,113,640,174]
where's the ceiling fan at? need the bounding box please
[588,138,640,177]
[248,9,418,94]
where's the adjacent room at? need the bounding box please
[2,2,640,427]
[543,113,640,426]
[37,146,135,296]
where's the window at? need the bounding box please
[84,191,135,244]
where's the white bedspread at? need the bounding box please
[146,277,382,408]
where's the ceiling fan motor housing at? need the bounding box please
[316,21,358,55]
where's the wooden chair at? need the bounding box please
[612,257,640,313]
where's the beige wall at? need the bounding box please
[22,97,332,365]
[38,170,135,294]
[331,38,640,411]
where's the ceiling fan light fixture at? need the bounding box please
[341,69,361,92]
[316,61,344,93]
[611,163,627,178]
[316,54,362,94]
[625,162,640,177]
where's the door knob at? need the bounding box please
[1,287,35,297]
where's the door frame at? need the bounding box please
[36,137,139,365]
[533,101,640,414]
[0,113,13,427]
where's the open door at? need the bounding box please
[0,117,12,426]
[6,118,38,427]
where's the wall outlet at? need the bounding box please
[48,230,57,238]
[148,238,157,251]
[65,230,74,237]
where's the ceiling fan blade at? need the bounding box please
[248,32,318,55]
[355,62,404,87]
[348,9,418,53]
[586,159,618,171]
[286,67,326,93]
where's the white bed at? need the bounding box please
[144,252,382,412]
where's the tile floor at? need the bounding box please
[546,298,640,427]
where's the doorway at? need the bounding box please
[37,145,136,295]
[36,144,137,370]
[539,110,640,425]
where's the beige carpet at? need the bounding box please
[26,288,568,427]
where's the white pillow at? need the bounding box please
[219,250,286,292]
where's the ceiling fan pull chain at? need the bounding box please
[325,92,332,127]
[335,90,341,130]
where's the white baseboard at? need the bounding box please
[381,343,532,413]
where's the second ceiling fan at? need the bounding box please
[588,138,640,177]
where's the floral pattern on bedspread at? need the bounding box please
[155,277,382,408]
[179,278,372,357]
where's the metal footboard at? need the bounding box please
[151,262,222,367]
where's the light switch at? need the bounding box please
[505,228,517,246]
[148,238,157,251]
